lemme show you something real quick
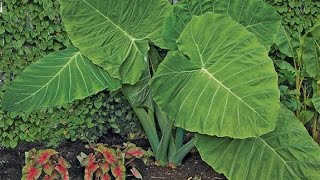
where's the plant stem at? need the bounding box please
[148,108,156,130]
[154,102,168,132]
[122,90,160,154]
[312,113,319,143]
[154,102,177,162]
[132,107,160,154]
[175,128,184,150]
[171,139,195,166]
[293,57,302,116]
[156,119,174,165]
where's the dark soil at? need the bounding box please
[0,135,226,180]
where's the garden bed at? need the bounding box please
[0,134,226,180]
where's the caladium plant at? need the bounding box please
[77,143,149,180]
[3,0,320,179]
[22,148,70,180]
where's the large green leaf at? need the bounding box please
[151,13,280,138]
[2,48,120,112]
[312,94,320,113]
[122,69,153,110]
[195,107,320,180]
[122,46,164,110]
[60,0,171,85]
[275,25,301,58]
[302,37,320,79]
[162,0,281,50]
[301,21,320,80]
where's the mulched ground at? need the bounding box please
[0,135,226,180]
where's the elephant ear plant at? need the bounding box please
[2,0,320,179]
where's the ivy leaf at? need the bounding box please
[195,106,320,180]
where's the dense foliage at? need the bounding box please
[0,0,142,148]
[1,0,320,179]
[265,0,320,144]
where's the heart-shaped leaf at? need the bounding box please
[36,149,57,165]
[151,13,280,138]
[2,47,120,112]
[195,106,320,180]
[60,0,171,84]
[162,0,281,50]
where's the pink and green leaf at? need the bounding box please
[55,157,70,180]
[111,163,126,179]
[124,147,145,159]
[35,149,57,165]
[43,163,54,175]
[43,175,54,180]
[99,162,110,174]
[84,154,99,180]
[101,173,112,180]
[22,164,42,180]
[96,146,118,164]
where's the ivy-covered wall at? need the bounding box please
[0,0,143,148]
[267,0,320,34]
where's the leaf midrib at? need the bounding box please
[82,0,137,41]
[9,52,80,108]
[200,68,269,125]
[257,136,301,179]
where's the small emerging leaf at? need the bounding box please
[130,167,143,179]
[77,152,88,166]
